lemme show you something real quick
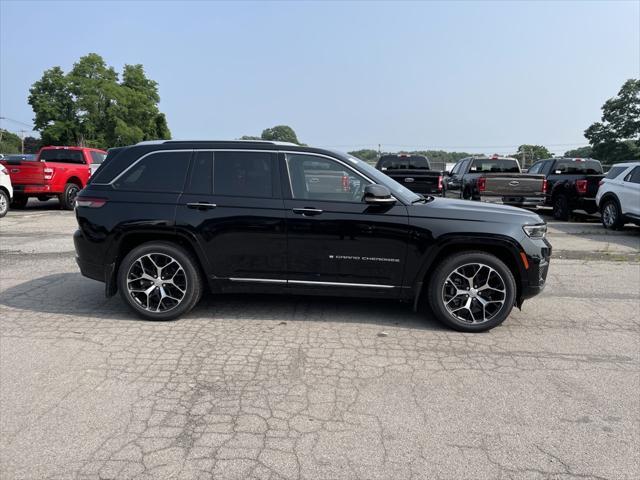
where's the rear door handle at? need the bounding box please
[187,202,217,210]
[292,207,323,216]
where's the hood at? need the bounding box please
[409,197,545,225]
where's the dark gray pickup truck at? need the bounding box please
[444,156,546,207]
[375,154,443,195]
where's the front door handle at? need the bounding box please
[292,207,323,216]
[187,202,217,210]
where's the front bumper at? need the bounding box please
[519,238,551,302]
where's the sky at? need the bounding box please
[1,0,639,155]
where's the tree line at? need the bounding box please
[4,53,638,165]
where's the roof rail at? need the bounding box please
[135,139,300,147]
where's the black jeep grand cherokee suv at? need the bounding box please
[74,140,551,332]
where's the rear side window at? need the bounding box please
[90,151,106,164]
[213,151,275,198]
[553,160,602,174]
[186,151,214,194]
[39,149,85,164]
[114,151,190,192]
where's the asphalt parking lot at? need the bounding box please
[1,203,639,480]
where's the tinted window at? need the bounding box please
[625,166,640,184]
[605,166,627,180]
[552,160,602,174]
[214,151,275,198]
[450,161,463,175]
[114,151,190,192]
[379,156,430,170]
[3,154,37,163]
[39,149,85,164]
[186,151,213,194]
[287,154,369,202]
[469,159,520,173]
[90,151,106,164]
[528,162,543,174]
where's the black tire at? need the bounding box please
[10,196,28,209]
[0,190,9,218]
[59,183,81,210]
[117,242,203,321]
[600,197,624,230]
[427,251,517,332]
[552,194,570,221]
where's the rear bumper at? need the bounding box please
[481,195,545,207]
[12,184,55,195]
[74,229,104,282]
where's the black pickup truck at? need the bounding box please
[443,156,546,207]
[375,154,442,195]
[527,158,604,220]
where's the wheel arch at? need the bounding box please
[412,235,525,311]
[598,191,620,212]
[106,230,210,297]
[66,176,84,188]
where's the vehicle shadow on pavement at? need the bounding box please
[0,272,444,331]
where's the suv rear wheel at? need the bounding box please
[117,242,203,320]
[427,251,516,332]
[601,198,624,230]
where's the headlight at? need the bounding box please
[523,224,547,238]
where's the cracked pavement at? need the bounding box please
[1,206,639,479]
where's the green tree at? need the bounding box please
[511,145,553,166]
[348,149,379,164]
[0,129,22,153]
[564,146,593,158]
[239,135,262,140]
[23,136,41,154]
[261,125,300,144]
[28,53,171,149]
[584,79,640,163]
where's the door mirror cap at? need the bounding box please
[364,184,396,205]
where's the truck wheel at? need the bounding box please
[10,196,28,209]
[0,190,9,218]
[427,251,516,332]
[117,242,203,321]
[59,183,80,210]
[601,198,624,230]
[552,194,570,221]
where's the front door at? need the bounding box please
[282,153,409,294]
[175,150,287,283]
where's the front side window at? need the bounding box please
[90,151,106,164]
[114,151,190,192]
[287,154,369,202]
[213,151,275,198]
[528,162,542,174]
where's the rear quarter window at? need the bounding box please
[604,166,627,179]
[113,151,190,192]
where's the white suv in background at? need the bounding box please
[0,163,14,218]
[596,162,640,229]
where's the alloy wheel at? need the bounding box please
[0,193,7,215]
[126,253,187,313]
[441,262,507,324]
[67,185,79,206]
[602,202,617,227]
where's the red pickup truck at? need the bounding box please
[0,146,107,210]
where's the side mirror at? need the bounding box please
[364,184,396,205]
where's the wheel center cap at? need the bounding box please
[469,288,478,298]
[154,278,163,287]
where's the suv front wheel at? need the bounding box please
[117,242,203,320]
[428,251,516,332]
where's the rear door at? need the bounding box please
[175,150,287,283]
[283,152,409,293]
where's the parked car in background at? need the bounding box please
[74,140,550,332]
[528,158,604,220]
[375,154,443,195]
[0,162,13,218]
[443,155,546,207]
[0,146,107,210]
[596,161,640,229]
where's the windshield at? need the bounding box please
[341,153,422,204]
[470,159,520,173]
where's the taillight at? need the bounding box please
[437,175,443,191]
[75,197,107,208]
[542,179,547,193]
[576,179,588,194]
[478,177,486,192]
[342,174,349,192]
[44,167,54,180]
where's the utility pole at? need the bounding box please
[378,143,382,159]
[20,130,26,154]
